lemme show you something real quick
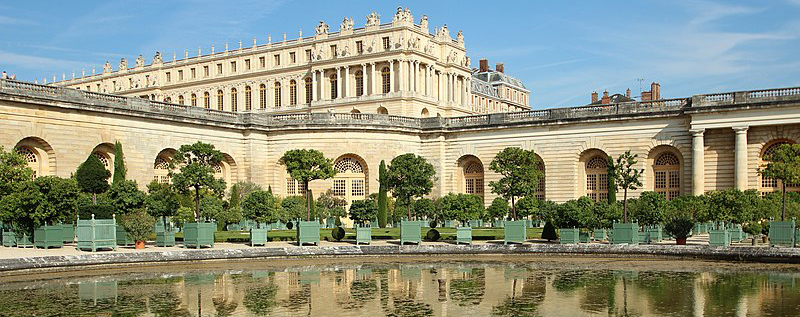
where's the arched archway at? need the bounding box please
[421,108,429,118]
[350,109,361,114]
[91,143,116,176]
[215,153,237,189]
[376,106,388,114]
[579,149,609,202]
[332,154,369,205]
[15,137,56,178]
[153,148,176,184]
[760,139,798,196]
[457,155,484,200]
[647,145,683,200]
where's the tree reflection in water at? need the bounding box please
[148,289,191,317]
[243,283,278,316]
[449,268,486,306]
[703,273,760,317]
[492,273,547,316]
[636,271,697,316]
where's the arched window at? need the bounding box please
[259,84,266,109]
[93,152,111,170]
[381,67,390,94]
[191,93,197,107]
[153,157,170,184]
[535,160,545,200]
[464,161,484,198]
[178,95,184,105]
[165,97,172,103]
[274,82,281,108]
[304,78,312,104]
[203,92,210,109]
[289,80,297,106]
[230,88,238,112]
[760,140,799,196]
[586,155,608,202]
[421,108,429,117]
[377,106,388,114]
[355,70,364,96]
[333,156,367,205]
[217,90,224,111]
[16,147,39,179]
[245,86,252,111]
[654,152,681,200]
[329,74,338,99]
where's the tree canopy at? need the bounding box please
[316,189,347,221]
[280,149,335,221]
[75,153,111,204]
[145,181,181,225]
[759,143,800,220]
[386,153,436,220]
[377,160,389,228]
[241,190,279,226]
[439,193,483,223]
[112,141,126,184]
[486,197,510,221]
[107,179,145,215]
[0,176,80,235]
[610,151,643,222]
[488,147,544,220]
[629,191,672,226]
[0,146,34,197]
[349,199,378,225]
[170,141,227,221]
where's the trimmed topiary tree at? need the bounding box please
[75,154,111,205]
[488,147,544,220]
[241,190,279,228]
[439,193,484,225]
[541,221,558,241]
[280,149,336,221]
[377,160,389,228]
[118,208,155,247]
[349,199,378,226]
[386,153,436,220]
[145,181,181,229]
[609,151,643,222]
[758,143,800,221]
[487,197,510,221]
[112,141,126,185]
[170,142,227,222]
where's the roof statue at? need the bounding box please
[153,51,163,64]
[457,30,464,44]
[119,58,127,70]
[393,6,413,23]
[315,21,329,35]
[340,17,354,31]
[436,24,450,39]
[365,11,380,26]
[103,61,112,73]
[420,15,429,30]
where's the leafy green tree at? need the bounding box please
[758,143,800,221]
[413,198,439,221]
[280,196,307,222]
[280,149,335,221]
[759,192,800,221]
[670,195,710,222]
[0,146,33,197]
[609,151,643,222]
[555,197,594,228]
[663,208,695,240]
[377,160,389,228]
[307,189,317,221]
[486,197,510,221]
[514,196,540,219]
[241,190,278,227]
[704,189,760,224]
[488,147,544,220]
[107,180,145,215]
[0,176,80,235]
[439,193,484,224]
[199,195,225,223]
[629,191,673,226]
[607,157,617,203]
[228,181,262,209]
[145,181,181,229]
[386,153,436,220]
[75,153,111,204]
[112,141,126,184]
[592,201,621,229]
[317,189,347,224]
[170,142,227,221]
[118,208,155,243]
[349,199,378,226]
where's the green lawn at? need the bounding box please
[174,227,544,243]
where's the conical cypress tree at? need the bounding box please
[541,221,558,241]
[377,160,388,228]
[112,141,126,185]
[76,154,111,205]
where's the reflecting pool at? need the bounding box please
[0,257,799,316]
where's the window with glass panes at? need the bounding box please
[245,86,252,111]
[259,84,266,109]
[760,140,799,196]
[381,67,390,93]
[586,156,608,202]
[217,90,224,110]
[332,157,367,205]
[230,88,237,112]
[329,74,337,99]
[355,71,364,96]
[274,82,281,108]
[305,78,312,103]
[289,80,297,106]
[654,152,681,200]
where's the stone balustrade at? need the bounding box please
[2,79,799,131]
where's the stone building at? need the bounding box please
[50,8,529,118]
[2,9,799,226]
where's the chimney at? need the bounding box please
[591,91,598,103]
[651,82,661,100]
[626,88,631,99]
[601,90,610,104]
[496,63,504,73]
[479,59,489,72]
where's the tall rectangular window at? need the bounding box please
[382,37,389,50]
[245,59,251,70]
[356,41,363,54]
[289,52,296,64]
[177,70,183,81]
[259,56,265,68]
[306,49,312,62]
[216,63,222,74]
[190,68,196,79]
[165,72,171,82]
[230,61,237,73]
[330,45,337,57]
[274,54,280,66]
[203,66,209,77]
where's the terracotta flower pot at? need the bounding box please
[135,241,146,249]
[676,238,687,245]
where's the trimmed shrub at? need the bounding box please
[425,229,440,241]
[118,208,155,242]
[541,221,558,241]
[331,227,345,241]
[78,204,116,219]
[663,210,694,240]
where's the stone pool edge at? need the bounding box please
[2,243,800,273]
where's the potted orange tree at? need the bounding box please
[119,208,155,249]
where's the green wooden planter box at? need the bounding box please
[34,225,64,249]
[16,233,32,248]
[579,232,591,243]
[296,221,320,246]
[709,224,731,246]
[728,224,745,242]
[115,226,134,246]
[156,230,176,247]
[559,228,580,244]
[693,223,707,235]
[250,228,268,246]
[612,222,639,245]
[469,220,482,228]
[638,231,650,244]
[504,220,527,245]
[400,220,422,245]
[593,229,607,241]
[356,227,372,245]
[769,221,795,247]
[646,226,663,243]
[795,229,800,248]
[184,222,215,248]
[76,217,117,252]
[456,227,472,245]
[60,223,76,243]
[494,220,505,228]
[2,231,16,247]
[444,220,456,228]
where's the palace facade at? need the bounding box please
[2,9,800,226]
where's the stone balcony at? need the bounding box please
[2,79,799,132]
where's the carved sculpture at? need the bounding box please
[366,12,380,26]
[119,58,128,70]
[153,51,163,64]
[457,30,464,43]
[315,21,329,35]
[420,15,428,30]
[103,61,112,73]
[393,6,413,22]
[340,17,354,31]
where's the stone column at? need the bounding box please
[399,59,405,93]
[336,67,342,99]
[412,61,418,93]
[344,66,349,98]
[734,126,749,190]
[389,60,395,93]
[691,129,706,195]
[370,62,377,95]
[311,70,317,102]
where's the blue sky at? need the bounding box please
[1,0,798,109]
